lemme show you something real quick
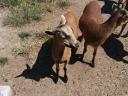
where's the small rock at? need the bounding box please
[0,86,12,96]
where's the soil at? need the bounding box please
[0,0,128,96]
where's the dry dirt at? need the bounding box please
[0,0,128,96]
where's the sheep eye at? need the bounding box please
[61,35,66,39]
[61,34,70,39]
[60,31,70,39]
[65,35,70,39]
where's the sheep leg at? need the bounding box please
[64,61,67,77]
[118,0,123,5]
[56,63,60,77]
[63,61,68,83]
[117,23,127,37]
[122,31,128,38]
[64,61,67,72]
[81,42,87,62]
[118,0,123,4]
[92,47,98,67]
[78,34,83,42]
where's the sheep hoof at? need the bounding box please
[81,59,85,63]
[115,34,120,38]
[54,75,59,83]
[90,64,95,68]
[63,75,68,83]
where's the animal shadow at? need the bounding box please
[69,46,95,68]
[69,36,95,67]
[121,31,128,38]
[16,39,68,83]
[98,0,117,14]
[102,34,128,64]
[69,35,83,64]
[69,48,79,64]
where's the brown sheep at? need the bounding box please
[45,11,79,80]
[117,0,128,37]
[79,1,128,67]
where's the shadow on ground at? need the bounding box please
[16,33,128,82]
[16,39,68,83]
[69,43,95,67]
[99,0,117,14]
[102,34,128,64]
[70,33,128,67]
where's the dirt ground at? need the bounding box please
[0,0,128,96]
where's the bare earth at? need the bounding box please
[0,0,128,96]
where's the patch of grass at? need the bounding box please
[0,57,8,66]
[35,31,50,39]
[3,0,42,26]
[46,24,52,30]
[45,3,55,12]
[13,29,51,57]
[12,41,34,56]
[12,47,29,56]
[34,25,52,39]
[32,15,41,21]
[0,0,20,7]
[2,0,71,26]
[18,32,31,40]
[3,16,17,26]
[56,0,70,8]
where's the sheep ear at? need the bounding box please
[60,15,67,25]
[26,64,30,70]
[123,15,128,21]
[45,30,55,35]
[112,3,119,11]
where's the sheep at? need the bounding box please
[45,11,79,80]
[118,0,125,6]
[116,0,128,37]
[79,1,128,67]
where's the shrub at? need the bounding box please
[56,0,70,8]
[0,57,8,66]
[18,32,31,40]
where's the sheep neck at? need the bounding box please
[101,11,121,36]
[52,35,66,58]
[54,35,65,48]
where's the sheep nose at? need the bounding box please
[74,43,79,48]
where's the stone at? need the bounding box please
[0,86,12,96]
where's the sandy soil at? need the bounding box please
[0,0,128,96]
